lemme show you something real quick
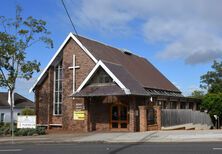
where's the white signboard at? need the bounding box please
[17,116,36,129]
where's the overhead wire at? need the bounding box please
[61,0,79,38]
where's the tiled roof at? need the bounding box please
[74,84,125,97]
[103,61,149,96]
[77,35,181,93]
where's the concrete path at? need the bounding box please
[1,130,222,144]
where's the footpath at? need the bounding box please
[0,130,222,144]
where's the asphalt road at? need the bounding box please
[0,142,222,154]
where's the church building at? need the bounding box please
[30,33,199,132]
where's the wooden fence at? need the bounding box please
[161,109,213,127]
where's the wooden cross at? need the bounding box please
[68,55,80,93]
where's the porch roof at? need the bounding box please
[73,84,150,97]
[73,84,125,97]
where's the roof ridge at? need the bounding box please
[73,33,145,59]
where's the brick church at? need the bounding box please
[30,33,199,132]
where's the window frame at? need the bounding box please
[53,60,63,116]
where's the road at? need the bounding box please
[0,142,222,154]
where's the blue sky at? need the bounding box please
[1,0,221,100]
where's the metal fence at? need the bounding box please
[161,109,213,127]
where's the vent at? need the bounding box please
[121,49,133,55]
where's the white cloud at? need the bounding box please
[65,0,222,64]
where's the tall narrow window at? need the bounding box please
[54,60,63,115]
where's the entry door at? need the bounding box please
[110,104,128,129]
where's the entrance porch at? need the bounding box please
[72,95,162,132]
[85,96,139,132]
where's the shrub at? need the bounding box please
[15,128,36,136]
[0,124,46,136]
[0,123,15,136]
[36,126,46,135]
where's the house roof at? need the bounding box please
[30,33,181,94]
[0,92,34,108]
[76,35,180,92]
[102,61,148,96]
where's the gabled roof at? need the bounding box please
[74,60,149,97]
[77,35,180,92]
[29,33,97,92]
[30,32,181,94]
[76,60,131,95]
[0,92,34,108]
[102,61,148,96]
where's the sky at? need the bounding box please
[1,0,221,100]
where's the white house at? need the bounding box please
[0,92,34,123]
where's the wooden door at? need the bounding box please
[110,104,128,130]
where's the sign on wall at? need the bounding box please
[75,103,85,110]
[17,116,36,129]
[73,111,85,120]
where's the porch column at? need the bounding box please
[84,109,89,132]
[193,102,197,111]
[154,106,161,130]
[139,106,147,132]
[129,97,136,132]
[176,102,180,109]
[185,102,189,109]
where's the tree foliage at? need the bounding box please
[191,90,205,100]
[201,93,222,117]
[21,108,35,115]
[0,5,53,91]
[200,60,222,93]
[198,60,222,118]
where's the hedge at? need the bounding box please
[0,123,46,136]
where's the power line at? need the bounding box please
[61,0,79,37]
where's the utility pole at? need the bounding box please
[8,90,14,144]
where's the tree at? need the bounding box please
[201,93,222,117]
[21,108,35,115]
[190,90,205,99]
[200,60,222,93]
[0,5,53,136]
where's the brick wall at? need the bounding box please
[35,66,58,126]
[62,39,95,131]
[35,38,95,130]
[35,73,50,125]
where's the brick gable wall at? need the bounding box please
[62,39,95,131]
[35,38,95,130]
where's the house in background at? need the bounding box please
[0,92,34,123]
[30,33,200,132]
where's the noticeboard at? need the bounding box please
[17,115,36,128]
[73,111,85,120]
